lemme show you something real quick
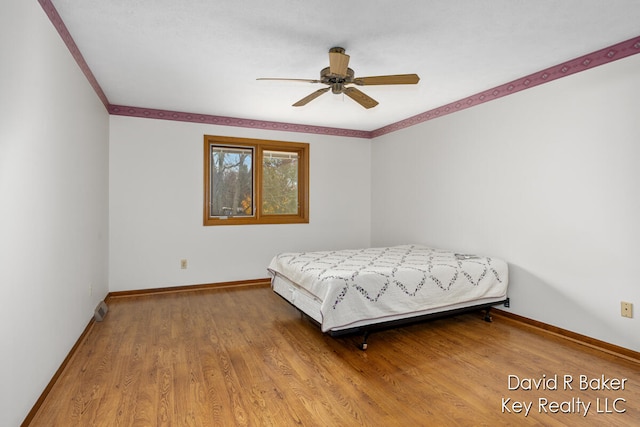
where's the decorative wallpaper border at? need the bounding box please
[40,0,639,140]
[370,35,640,138]
[38,0,109,108]
[107,105,373,139]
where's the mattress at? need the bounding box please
[268,245,508,333]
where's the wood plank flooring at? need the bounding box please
[28,284,639,426]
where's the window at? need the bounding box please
[203,135,309,226]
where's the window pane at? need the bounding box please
[203,135,308,226]
[262,150,298,215]
[209,145,253,217]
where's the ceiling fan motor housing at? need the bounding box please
[320,67,355,94]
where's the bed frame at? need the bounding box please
[270,245,509,350]
[277,292,510,350]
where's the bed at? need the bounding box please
[267,244,509,349]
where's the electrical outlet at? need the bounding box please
[621,301,633,318]
[180,259,188,269]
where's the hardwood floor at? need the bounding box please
[28,284,639,426]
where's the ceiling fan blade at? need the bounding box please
[353,74,420,85]
[329,47,350,76]
[257,78,321,83]
[343,87,378,109]
[292,87,330,107]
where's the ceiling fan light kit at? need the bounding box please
[258,47,420,109]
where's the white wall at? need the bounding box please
[371,54,640,351]
[109,116,371,291]
[0,1,110,425]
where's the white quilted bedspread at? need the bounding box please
[268,245,508,332]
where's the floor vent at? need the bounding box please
[94,301,108,322]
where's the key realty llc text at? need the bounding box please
[502,374,629,417]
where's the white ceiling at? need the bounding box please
[50,0,640,132]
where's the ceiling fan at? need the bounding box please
[257,47,420,109]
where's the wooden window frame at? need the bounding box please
[203,135,309,226]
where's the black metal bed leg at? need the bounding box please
[483,307,493,322]
[358,331,370,351]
